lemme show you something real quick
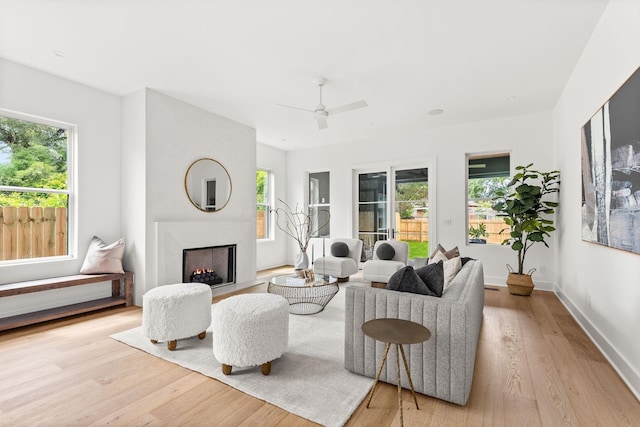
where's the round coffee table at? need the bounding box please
[267,274,338,315]
[362,318,431,427]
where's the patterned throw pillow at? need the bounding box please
[428,244,460,261]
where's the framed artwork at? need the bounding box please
[581,65,640,255]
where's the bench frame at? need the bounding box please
[0,272,133,331]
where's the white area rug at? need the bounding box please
[111,289,373,427]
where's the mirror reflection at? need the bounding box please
[184,158,232,212]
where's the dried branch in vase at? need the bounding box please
[271,198,330,253]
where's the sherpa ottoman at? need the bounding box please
[212,293,289,375]
[142,282,212,351]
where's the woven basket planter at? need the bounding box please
[506,272,535,296]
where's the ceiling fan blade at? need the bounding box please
[316,115,328,130]
[327,100,368,115]
[275,103,314,113]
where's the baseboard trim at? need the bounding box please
[554,288,640,401]
[483,274,555,291]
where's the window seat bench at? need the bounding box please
[0,272,133,331]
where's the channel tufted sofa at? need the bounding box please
[344,259,484,405]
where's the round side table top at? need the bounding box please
[361,318,431,345]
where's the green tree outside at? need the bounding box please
[0,116,68,207]
[396,181,428,219]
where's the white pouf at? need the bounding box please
[212,293,289,375]
[142,282,212,350]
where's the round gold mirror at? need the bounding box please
[184,158,232,212]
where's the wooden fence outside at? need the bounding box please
[256,210,508,245]
[0,206,68,261]
[256,210,267,239]
[397,217,507,245]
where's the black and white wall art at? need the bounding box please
[581,66,640,255]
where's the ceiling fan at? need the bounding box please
[277,78,368,130]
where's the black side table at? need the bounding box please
[362,318,431,427]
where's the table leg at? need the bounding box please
[366,342,391,408]
[399,343,420,410]
[396,344,403,427]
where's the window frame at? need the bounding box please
[256,168,273,240]
[0,109,76,265]
[308,171,331,239]
[466,152,510,246]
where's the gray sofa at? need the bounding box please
[344,259,484,405]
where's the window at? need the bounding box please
[308,171,330,238]
[467,153,510,245]
[0,111,72,261]
[256,169,272,239]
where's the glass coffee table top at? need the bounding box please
[267,274,338,315]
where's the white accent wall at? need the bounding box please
[553,0,640,398]
[0,59,122,316]
[122,89,257,305]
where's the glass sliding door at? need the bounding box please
[357,166,429,261]
[358,171,388,260]
[394,168,429,260]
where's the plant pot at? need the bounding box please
[506,272,534,296]
[469,238,487,244]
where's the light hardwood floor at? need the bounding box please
[1,269,639,426]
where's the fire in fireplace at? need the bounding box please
[190,268,223,286]
[182,244,236,288]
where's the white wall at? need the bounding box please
[256,142,288,270]
[0,59,122,316]
[553,0,640,398]
[285,111,557,287]
[122,89,257,304]
[121,89,147,304]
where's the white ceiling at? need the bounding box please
[0,0,608,151]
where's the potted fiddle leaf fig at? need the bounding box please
[492,163,560,295]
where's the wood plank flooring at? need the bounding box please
[1,269,639,426]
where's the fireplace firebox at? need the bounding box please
[182,244,236,288]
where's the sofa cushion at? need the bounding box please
[415,261,445,297]
[376,243,396,260]
[330,242,350,257]
[461,256,474,267]
[386,266,436,296]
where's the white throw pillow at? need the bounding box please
[443,256,462,291]
[80,236,125,274]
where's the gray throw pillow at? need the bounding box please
[331,242,350,257]
[385,266,436,296]
[415,261,444,297]
[376,243,396,260]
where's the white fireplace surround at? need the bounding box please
[155,220,256,295]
